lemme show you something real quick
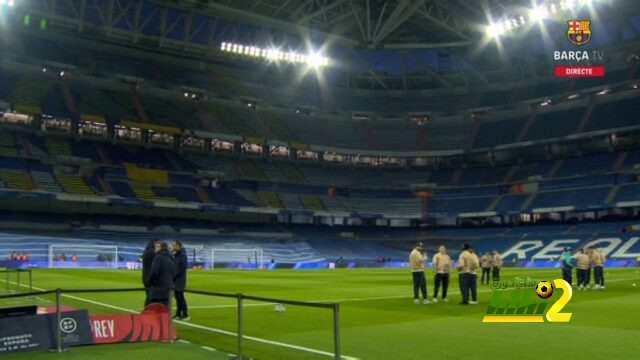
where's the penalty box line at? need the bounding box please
[0,279,360,360]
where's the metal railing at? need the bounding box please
[0,287,342,359]
[1,268,33,292]
[186,289,341,360]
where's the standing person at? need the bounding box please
[576,248,591,291]
[432,245,451,303]
[409,243,430,304]
[172,240,189,320]
[480,252,493,285]
[590,246,605,290]
[491,250,502,282]
[141,239,159,307]
[560,247,575,285]
[145,242,174,308]
[458,244,480,305]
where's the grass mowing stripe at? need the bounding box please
[0,278,360,360]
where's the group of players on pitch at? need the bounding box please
[410,242,607,305]
[560,245,606,291]
[409,243,502,305]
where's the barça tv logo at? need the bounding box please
[567,20,591,46]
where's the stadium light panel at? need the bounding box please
[529,6,549,22]
[219,42,330,67]
[487,22,506,37]
[306,52,328,67]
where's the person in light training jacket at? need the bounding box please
[432,245,451,303]
[480,252,492,285]
[576,248,591,290]
[458,244,479,305]
[409,243,430,304]
[172,240,189,320]
[491,250,502,282]
[146,242,174,307]
[590,246,605,290]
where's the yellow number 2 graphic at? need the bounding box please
[545,279,573,322]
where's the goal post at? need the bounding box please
[48,244,119,269]
[210,248,264,269]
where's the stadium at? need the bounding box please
[0,0,639,359]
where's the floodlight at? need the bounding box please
[487,22,506,37]
[307,52,328,67]
[519,16,526,25]
[529,6,549,22]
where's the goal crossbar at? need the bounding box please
[210,248,263,269]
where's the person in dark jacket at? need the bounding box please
[145,242,173,308]
[172,240,189,320]
[141,239,159,307]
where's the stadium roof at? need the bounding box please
[7,0,640,90]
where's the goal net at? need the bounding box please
[48,244,119,269]
[210,248,264,269]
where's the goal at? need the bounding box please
[48,244,119,269]
[210,248,263,269]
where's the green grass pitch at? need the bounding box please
[1,267,640,359]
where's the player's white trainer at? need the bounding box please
[443,298,449,303]
[423,299,431,305]
[469,301,478,305]
[601,286,605,290]
[414,299,421,304]
[432,297,438,303]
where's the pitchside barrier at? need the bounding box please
[0,268,33,293]
[0,287,342,360]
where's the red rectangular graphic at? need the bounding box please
[89,313,175,343]
[554,65,605,77]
